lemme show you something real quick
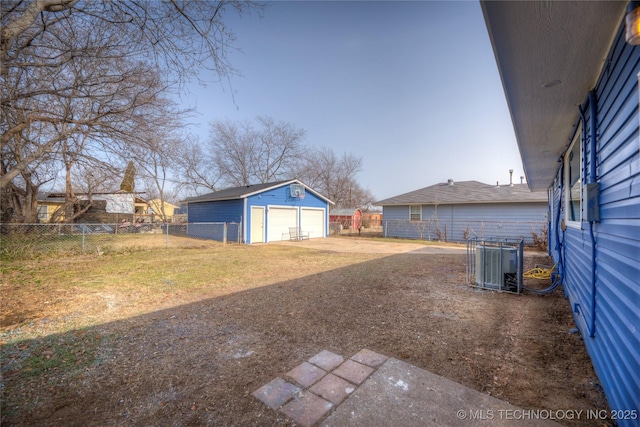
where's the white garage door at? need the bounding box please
[301,208,325,239]
[267,207,298,242]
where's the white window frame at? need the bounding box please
[409,205,421,221]
[564,122,582,229]
[548,185,554,226]
[37,205,49,221]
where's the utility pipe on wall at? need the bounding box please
[579,90,599,339]
[575,90,599,339]
[588,90,598,339]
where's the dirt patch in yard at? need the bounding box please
[1,238,609,426]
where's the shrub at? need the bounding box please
[531,223,548,252]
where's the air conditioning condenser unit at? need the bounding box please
[475,245,518,291]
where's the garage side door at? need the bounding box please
[250,206,264,243]
[301,208,325,239]
[267,207,298,242]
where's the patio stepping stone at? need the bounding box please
[309,373,355,405]
[308,350,344,371]
[285,361,327,387]
[251,377,301,409]
[350,348,388,367]
[332,359,375,385]
[280,391,333,427]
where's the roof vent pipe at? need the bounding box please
[520,176,524,184]
[447,179,454,186]
[509,169,514,186]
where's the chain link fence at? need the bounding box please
[329,219,383,236]
[0,222,242,259]
[383,219,547,246]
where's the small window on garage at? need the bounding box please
[410,205,421,221]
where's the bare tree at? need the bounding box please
[181,118,373,206]
[1,1,260,88]
[208,116,306,187]
[252,116,306,183]
[46,160,121,223]
[1,0,260,221]
[0,160,57,223]
[345,184,376,211]
[176,136,224,195]
[296,147,374,208]
[131,128,186,222]
[210,119,255,187]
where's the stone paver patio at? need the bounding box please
[253,349,562,427]
[252,349,387,427]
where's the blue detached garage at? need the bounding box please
[182,180,333,244]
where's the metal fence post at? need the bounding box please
[223,222,227,245]
[165,223,169,249]
[82,226,86,253]
[517,239,524,293]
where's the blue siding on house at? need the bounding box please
[382,203,547,243]
[549,24,640,423]
[247,185,327,209]
[187,199,243,223]
[382,205,410,221]
[185,199,243,242]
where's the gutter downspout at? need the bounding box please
[588,90,598,339]
[547,186,552,257]
[556,164,566,298]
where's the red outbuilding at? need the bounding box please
[329,208,362,230]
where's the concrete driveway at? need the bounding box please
[275,237,468,255]
[276,237,547,258]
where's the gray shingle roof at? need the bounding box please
[374,181,547,206]
[182,181,291,203]
[330,208,361,216]
[182,180,334,204]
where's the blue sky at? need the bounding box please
[180,1,524,201]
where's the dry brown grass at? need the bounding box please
[0,238,609,426]
[1,240,379,339]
